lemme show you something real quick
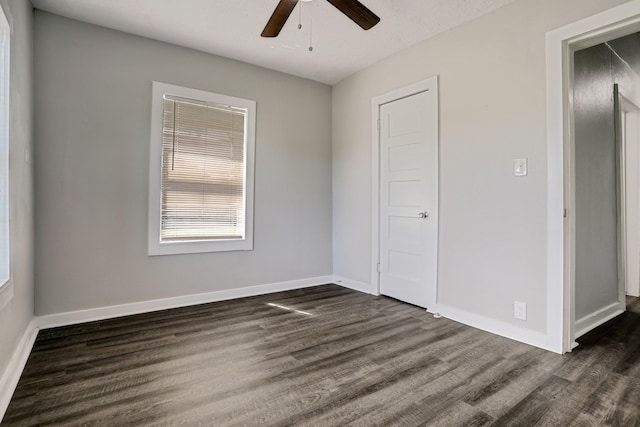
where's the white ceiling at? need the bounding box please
[30,0,518,85]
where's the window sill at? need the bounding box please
[148,238,253,256]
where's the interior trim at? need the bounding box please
[37,276,334,330]
[0,319,38,422]
[575,302,625,339]
[332,275,373,294]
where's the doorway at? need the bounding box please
[571,40,640,339]
[371,76,439,309]
[546,1,640,353]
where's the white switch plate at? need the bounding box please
[514,301,527,320]
[514,158,527,176]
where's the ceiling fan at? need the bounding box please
[261,0,380,38]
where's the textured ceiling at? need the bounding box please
[30,0,518,85]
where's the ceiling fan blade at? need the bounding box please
[326,0,380,30]
[261,0,299,37]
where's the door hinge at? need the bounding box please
[376,262,381,273]
[563,208,568,218]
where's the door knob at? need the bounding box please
[418,211,429,218]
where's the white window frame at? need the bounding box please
[0,5,10,297]
[148,81,256,256]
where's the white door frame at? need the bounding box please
[623,102,640,298]
[546,1,640,353]
[371,76,439,301]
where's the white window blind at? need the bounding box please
[160,95,247,242]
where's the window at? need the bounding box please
[148,82,256,255]
[0,6,10,289]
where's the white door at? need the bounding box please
[379,88,438,309]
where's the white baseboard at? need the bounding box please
[37,276,333,330]
[332,275,373,294]
[332,280,562,353]
[430,303,561,354]
[575,301,625,339]
[0,319,38,423]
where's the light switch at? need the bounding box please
[514,158,527,177]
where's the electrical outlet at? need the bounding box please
[514,301,527,320]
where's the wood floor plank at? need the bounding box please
[490,375,572,427]
[4,285,640,426]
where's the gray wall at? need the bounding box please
[34,12,333,315]
[0,0,34,384]
[574,38,640,320]
[332,0,627,334]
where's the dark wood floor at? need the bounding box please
[3,285,640,426]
